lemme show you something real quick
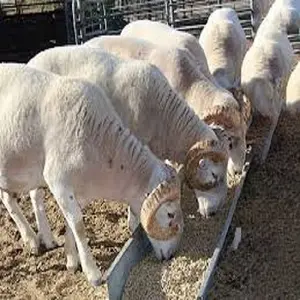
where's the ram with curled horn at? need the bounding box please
[83,33,247,178]
[28,45,230,219]
[0,63,185,285]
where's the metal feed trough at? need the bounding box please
[66,1,300,299]
[103,147,253,300]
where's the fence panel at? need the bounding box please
[71,0,253,44]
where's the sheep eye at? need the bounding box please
[228,137,233,150]
[168,212,175,219]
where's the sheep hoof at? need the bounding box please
[88,270,103,287]
[67,263,79,273]
[30,246,41,256]
[66,258,80,273]
[25,236,41,256]
[38,232,58,251]
[90,277,104,287]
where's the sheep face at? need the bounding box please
[148,199,183,260]
[196,158,226,189]
[184,140,229,217]
[140,173,183,260]
[204,105,247,176]
[214,126,246,177]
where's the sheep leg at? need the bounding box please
[64,222,80,272]
[0,189,40,255]
[47,182,102,286]
[29,188,58,250]
[127,206,139,232]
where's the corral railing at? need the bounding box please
[70,0,300,54]
[70,0,254,44]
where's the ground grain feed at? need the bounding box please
[210,112,300,299]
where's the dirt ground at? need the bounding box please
[210,112,300,299]
[0,192,130,300]
[1,115,300,300]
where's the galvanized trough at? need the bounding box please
[103,119,278,299]
[103,148,254,300]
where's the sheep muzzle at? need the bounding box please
[140,173,181,241]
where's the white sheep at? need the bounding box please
[28,45,229,219]
[84,36,249,177]
[199,8,248,92]
[256,0,300,35]
[120,19,213,80]
[285,61,300,114]
[241,29,295,162]
[0,63,184,285]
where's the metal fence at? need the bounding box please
[69,0,300,54]
[70,0,253,44]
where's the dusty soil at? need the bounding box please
[210,112,300,299]
[0,190,130,300]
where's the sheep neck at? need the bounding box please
[149,81,211,163]
[185,76,221,118]
[101,121,169,212]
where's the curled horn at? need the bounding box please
[184,139,228,191]
[241,94,253,128]
[140,168,181,241]
[203,105,242,133]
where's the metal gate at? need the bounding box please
[70,0,254,44]
[68,0,300,53]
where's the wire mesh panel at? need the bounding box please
[169,0,253,37]
[71,0,254,44]
[72,0,169,43]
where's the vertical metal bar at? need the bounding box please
[249,0,254,39]
[71,0,79,44]
[79,0,86,43]
[103,2,108,33]
[64,0,71,44]
[165,0,169,24]
[169,0,175,27]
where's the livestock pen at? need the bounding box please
[0,0,300,299]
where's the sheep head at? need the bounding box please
[184,139,228,217]
[204,105,247,177]
[140,167,183,260]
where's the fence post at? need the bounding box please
[71,0,79,44]
[102,2,108,33]
[165,0,169,24]
[249,0,254,39]
[169,0,175,27]
[64,0,72,44]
